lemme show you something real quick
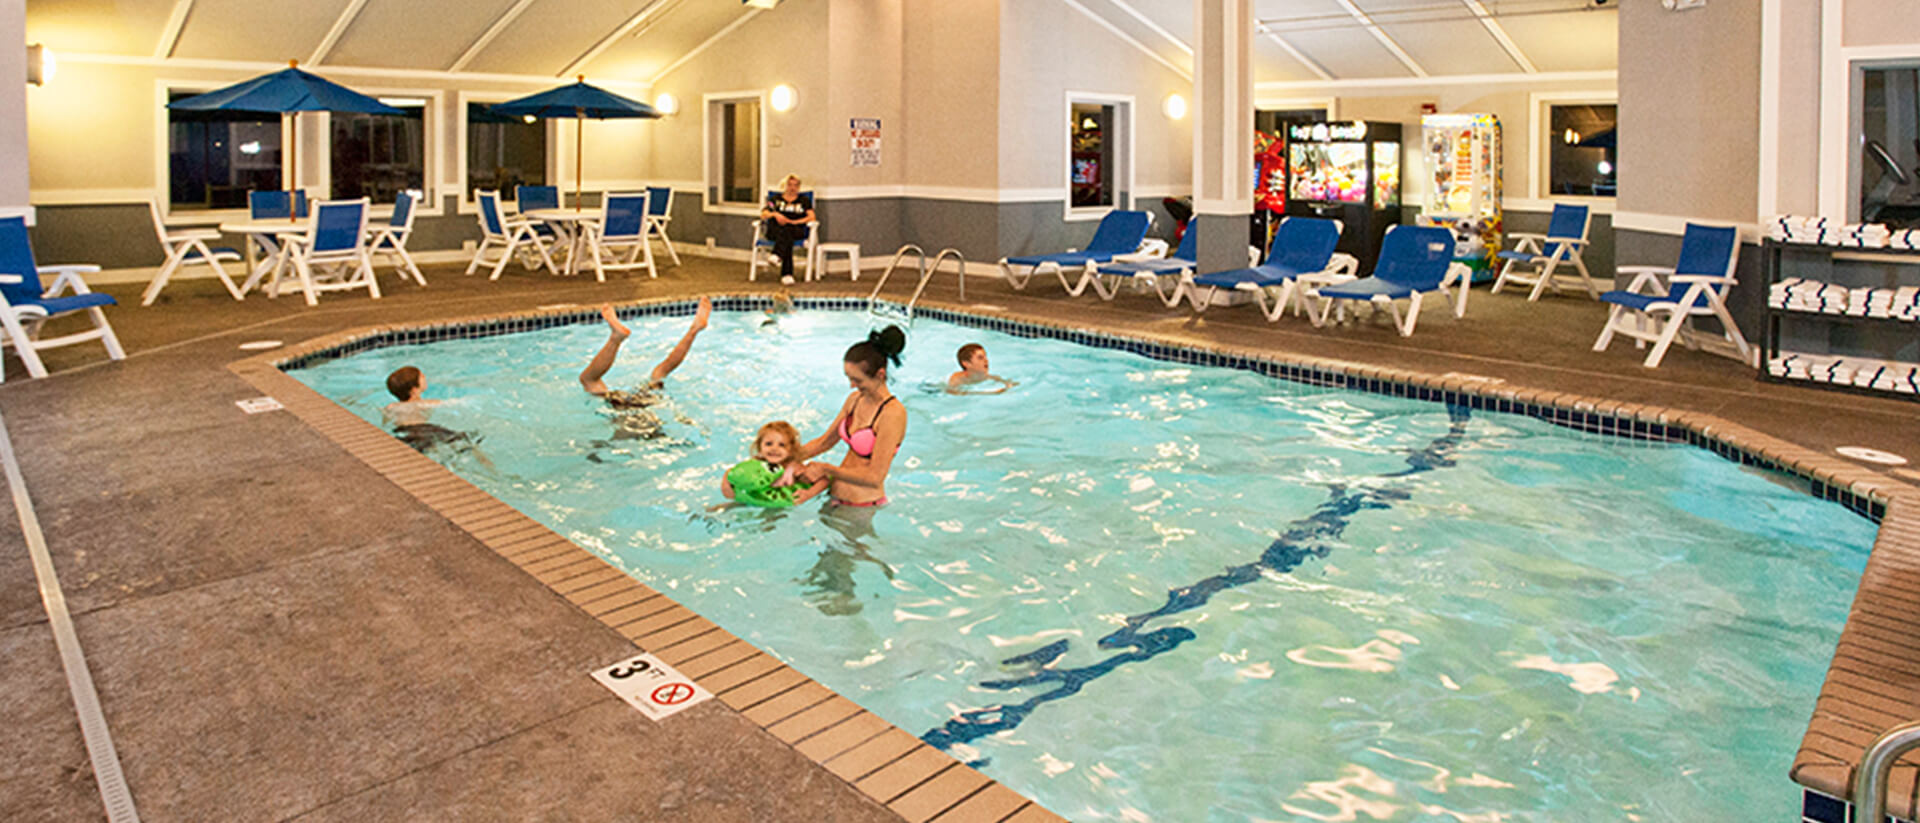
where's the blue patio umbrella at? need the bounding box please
[168,61,403,218]
[490,77,659,211]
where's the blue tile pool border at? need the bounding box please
[271,294,1892,524]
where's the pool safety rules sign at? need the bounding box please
[850,118,881,167]
[591,653,712,721]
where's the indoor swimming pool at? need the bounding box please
[291,303,1877,821]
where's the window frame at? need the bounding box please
[456,89,558,216]
[702,90,769,217]
[1529,90,1618,210]
[325,86,443,219]
[155,79,286,226]
[1063,91,1135,223]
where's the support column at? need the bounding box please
[1191,0,1253,275]
[2,0,32,223]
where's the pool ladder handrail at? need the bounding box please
[866,245,966,325]
[1853,720,1920,823]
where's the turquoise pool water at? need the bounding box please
[292,306,1875,821]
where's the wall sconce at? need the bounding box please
[26,44,54,86]
[770,84,796,112]
[1163,93,1187,120]
[653,92,678,116]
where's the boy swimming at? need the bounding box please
[946,342,1017,395]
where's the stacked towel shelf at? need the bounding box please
[1759,240,1920,401]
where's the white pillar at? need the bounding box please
[1191,0,1253,273]
[2,0,32,222]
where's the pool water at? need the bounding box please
[292,306,1875,822]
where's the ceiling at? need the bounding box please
[25,0,1616,84]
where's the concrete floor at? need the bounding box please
[1,254,1913,822]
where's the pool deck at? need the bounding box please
[2,255,1917,821]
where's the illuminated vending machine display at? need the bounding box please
[1285,120,1403,270]
[1419,113,1503,282]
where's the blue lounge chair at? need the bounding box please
[141,199,243,305]
[370,190,424,286]
[467,190,558,279]
[749,189,818,282]
[646,185,679,266]
[1492,202,1597,300]
[0,217,124,380]
[998,210,1152,296]
[1085,219,1198,304]
[1592,222,1751,368]
[1179,217,1351,319]
[581,191,656,281]
[1311,225,1469,337]
[274,198,379,305]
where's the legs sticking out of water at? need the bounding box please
[578,297,711,395]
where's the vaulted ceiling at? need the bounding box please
[25,0,1615,84]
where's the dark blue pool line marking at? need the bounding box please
[921,404,1473,761]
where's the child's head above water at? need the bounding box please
[386,366,424,401]
[955,343,988,373]
[755,421,801,466]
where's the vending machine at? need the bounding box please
[1284,120,1402,270]
[1418,113,1503,282]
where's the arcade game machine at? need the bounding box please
[1285,120,1402,270]
[1253,129,1288,254]
[1418,113,1503,283]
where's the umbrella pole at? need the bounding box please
[575,109,584,212]
[288,112,299,222]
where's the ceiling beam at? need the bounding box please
[651,8,761,85]
[561,0,679,79]
[1461,0,1538,73]
[154,0,193,59]
[1056,0,1190,81]
[448,0,539,73]
[1255,22,1332,82]
[309,0,370,65]
[1101,0,1191,56]
[1330,0,1428,78]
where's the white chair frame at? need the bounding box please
[141,200,244,305]
[749,215,819,282]
[0,266,125,381]
[1491,216,1597,301]
[369,193,425,287]
[580,192,658,282]
[467,190,558,280]
[646,187,681,267]
[1591,228,1752,368]
[274,198,380,306]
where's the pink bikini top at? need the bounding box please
[838,396,896,458]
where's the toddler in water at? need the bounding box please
[720,421,827,508]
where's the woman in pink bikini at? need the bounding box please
[798,325,908,508]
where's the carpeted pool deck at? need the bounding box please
[1,256,1915,822]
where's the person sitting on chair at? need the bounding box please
[761,174,816,285]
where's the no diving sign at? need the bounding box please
[591,653,712,720]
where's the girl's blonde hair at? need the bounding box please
[755,421,802,464]
[780,173,802,187]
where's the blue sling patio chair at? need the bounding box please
[580,191,657,281]
[0,217,125,380]
[1311,225,1471,337]
[273,198,379,305]
[1491,202,1598,301]
[1084,218,1199,304]
[141,199,243,305]
[998,210,1154,296]
[248,189,309,220]
[1177,217,1351,319]
[1592,221,1752,369]
[468,190,558,279]
[645,185,680,266]
[749,189,819,282]
[369,190,425,287]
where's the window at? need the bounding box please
[332,99,425,203]
[1546,103,1617,198]
[707,96,762,209]
[466,101,547,201]
[1067,95,1131,217]
[168,90,282,211]
[1858,67,1920,225]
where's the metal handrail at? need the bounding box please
[907,248,967,314]
[866,244,927,310]
[1854,720,1920,823]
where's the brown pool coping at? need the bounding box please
[231,292,1920,822]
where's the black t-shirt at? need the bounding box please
[766,192,813,222]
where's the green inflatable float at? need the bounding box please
[726,459,798,508]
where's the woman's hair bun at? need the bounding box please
[868,325,907,363]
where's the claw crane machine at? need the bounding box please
[1418,113,1502,282]
[1284,120,1403,270]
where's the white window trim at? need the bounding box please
[157,80,444,225]
[1253,96,1336,119]
[1064,91,1136,223]
[1528,90,1618,209]
[702,90,769,217]
[455,89,559,216]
